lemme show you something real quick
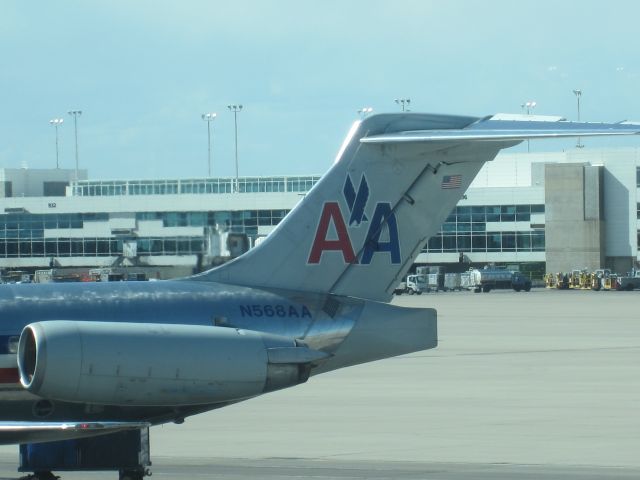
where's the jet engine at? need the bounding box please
[18,321,328,406]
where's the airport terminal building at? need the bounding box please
[0,147,638,279]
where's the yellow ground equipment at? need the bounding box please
[544,273,556,288]
[591,269,614,291]
[555,272,570,289]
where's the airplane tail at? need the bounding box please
[192,113,640,302]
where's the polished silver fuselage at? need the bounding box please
[0,280,361,425]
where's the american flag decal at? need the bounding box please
[441,174,462,189]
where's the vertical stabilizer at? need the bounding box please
[191,112,640,301]
[192,113,497,301]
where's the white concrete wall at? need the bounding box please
[601,151,640,257]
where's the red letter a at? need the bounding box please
[308,202,356,264]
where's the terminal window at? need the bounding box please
[43,182,69,197]
[425,204,545,253]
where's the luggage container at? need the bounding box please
[20,428,151,480]
[444,273,461,291]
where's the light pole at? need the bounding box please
[573,89,583,148]
[395,98,411,112]
[227,104,243,192]
[201,113,217,176]
[67,110,82,180]
[49,118,64,169]
[357,107,373,119]
[521,101,536,152]
[521,101,536,115]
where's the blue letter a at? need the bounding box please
[361,203,401,265]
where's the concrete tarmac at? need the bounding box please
[0,288,638,479]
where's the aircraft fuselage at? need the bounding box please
[0,280,361,426]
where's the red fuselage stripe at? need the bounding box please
[0,368,19,384]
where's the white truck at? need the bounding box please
[393,274,428,295]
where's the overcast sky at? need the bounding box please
[2,1,640,180]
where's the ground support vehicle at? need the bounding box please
[544,273,555,288]
[555,273,570,289]
[426,273,444,291]
[19,429,150,480]
[405,274,427,294]
[470,268,511,292]
[393,274,428,295]
[444,273,462,291]
[591,269,614,291]
[511,272,532,292]
[469,268,531,293]
[460,272,473,290]
[568,269,590,289]
[615,269,640,291]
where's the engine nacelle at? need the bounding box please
[18,321,327,406]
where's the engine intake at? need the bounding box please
[18,321,327,407]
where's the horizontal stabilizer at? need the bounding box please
[361,118,640,144]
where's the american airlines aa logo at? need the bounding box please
[308,174,401,265]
